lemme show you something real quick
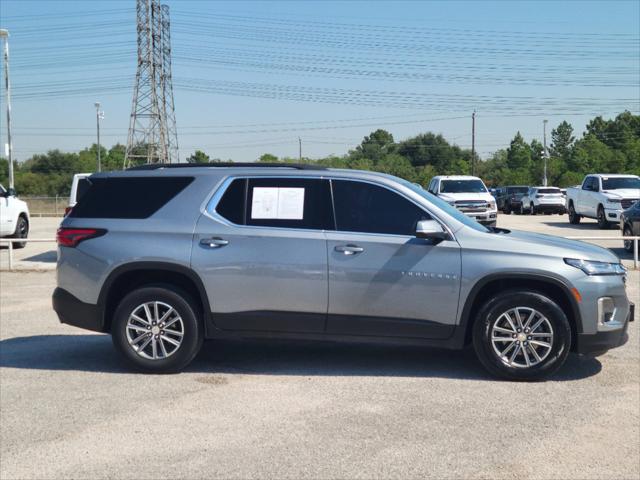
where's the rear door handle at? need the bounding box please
[334,244,364,255]
[200,237,229,248]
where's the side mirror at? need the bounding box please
[415,219,448,241]
[6,187,16,197]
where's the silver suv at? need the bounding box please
[53,164,634,380]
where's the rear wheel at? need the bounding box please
[10,215,29,249]
[530,203,536,215]
[112,286,203,373]
[472,291,572,381]
[568,203,581,224]
[597,205,610,229]
[623,225,634,253]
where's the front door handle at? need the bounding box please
[335,244,364,255]
[200,237,229,248]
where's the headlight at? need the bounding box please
[605,198,621,205]
[565,258,626,276]
[489,200,497,209]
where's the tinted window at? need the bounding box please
[440,179,487,193]
[507,186,529,194]
[216,178,246,224]
[602,177,640,190]
[332,180,430,235]
[70,177,193,219]
[76,178,91,202]
[245,178,333,230]
[538,188,561,194]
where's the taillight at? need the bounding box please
[56,228,106,248]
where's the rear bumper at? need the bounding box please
[576,302,634,355]
[52,287,105,333]
[535,204,566,213]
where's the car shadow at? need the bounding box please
[21,250,57,263]
[0,334,602,381]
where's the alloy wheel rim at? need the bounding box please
[490,306,554,368]
[126,301,184,360]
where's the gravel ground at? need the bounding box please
[0,214,638,479]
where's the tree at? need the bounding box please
[353,129,395,163]
[187,150,210,163]
[550,121,575,161]
[258,153,279,163]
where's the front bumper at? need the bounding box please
[466,211,497,225]
[604,208,623,222]
[576,302,634,355]
[52,287,105,333]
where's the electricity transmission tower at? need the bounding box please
[124,0,178,167]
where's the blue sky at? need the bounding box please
[1,0,638,163]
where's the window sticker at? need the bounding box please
[251,187,305,220]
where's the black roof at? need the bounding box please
[127,162,327,171]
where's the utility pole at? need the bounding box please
[94,102,104,172]
[543,119,548,187]
[298,137,302,162]
[471,110,476,176]
[0,29,14,189]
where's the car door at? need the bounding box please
[325,179,462,339]
[580,176,596,217]
[192,176,332,333]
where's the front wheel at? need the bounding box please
[623,225,634,253]
[472,291,572,381]
[112,286,203,373]
[10,215,29,249]
[597,205,610,229]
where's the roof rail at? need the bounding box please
[127,162,328,171]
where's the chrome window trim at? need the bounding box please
[202,174,457,241]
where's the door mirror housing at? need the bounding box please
[6,187,16,197]
[415,220,448,241]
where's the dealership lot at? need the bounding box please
[1,214,639,479]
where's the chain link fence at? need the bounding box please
[22,196,69,217]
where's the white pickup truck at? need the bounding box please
[566,174,640,229]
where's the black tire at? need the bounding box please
[503,204,511,215]
[623,225,634,253]
[530,203,536,215]
[111,286,203,373]
[519,203,525,215]
[597,205,610,229]
[10,215,29,249]
[472,291,572,381]
[568,202,581,224]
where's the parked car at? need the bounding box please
[520,187,566,215]
[566,174,640,229]
[621,201,640,253]
[53,164,634,380]
[426,175,497,227]
[65,173,92,216]
[496,185,529,214]
[0,184,30,248]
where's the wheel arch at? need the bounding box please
[98,262,211,333]
[457,273,581,351]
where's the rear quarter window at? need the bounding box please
[70,177,193,219]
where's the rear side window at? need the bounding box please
[332,180,430,236]
[70,177,193,219]
[215,177,333,230]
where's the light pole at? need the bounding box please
[94,102,104,172]
[0,29,14,189]
[542,119,548,187]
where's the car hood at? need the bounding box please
[602,188,640,199]
[502,229,619,263]
[439,192,493,202]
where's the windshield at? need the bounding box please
[602,177,640,190]
[440,179,487,193]
[538,188,561,194]
[400,180,490,233]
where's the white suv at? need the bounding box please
[520,187,566,215]
[427,175,497,227]
[0,184,30,248]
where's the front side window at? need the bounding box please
[440,179,487,193]
[215,177,333,230]
[332,180,430,236]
